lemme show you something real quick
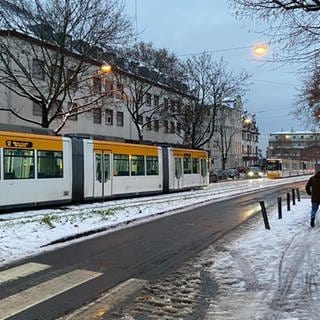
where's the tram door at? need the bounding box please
[94,152,111,199]
[174,157,183,188]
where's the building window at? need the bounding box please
[163,98,169,111]
[116,82,124,99]
[176,101,181,114]
[146,117,152,130]
[163,120,169,133]
[93,108,102,124]
[153,95,159,107]
[170,121,175,133]
[138,115,143,124]
[32,102,42,116]
[105,109,113,125]
[93,77,102,93]
[153,119,159,132]
[116,111,124,127]
[105,79,113,96]
[177,122,181,134]
[32,59,45,80]
[146,93,151,106]
[170,100,175,113]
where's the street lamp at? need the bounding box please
[252,44,268,57]
[100,63,113,74]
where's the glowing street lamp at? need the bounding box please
[100,63,113,74]
[252,44,268,57]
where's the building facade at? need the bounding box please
[0,30,261,170]
[267,131,320,161]
[241,111,260,167]
[205,98,260,170]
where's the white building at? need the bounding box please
[0,29,260,169]
[267,131,320,160]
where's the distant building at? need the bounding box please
[267,131,320,161]
[241,111,260,167]
[206,98,260,170]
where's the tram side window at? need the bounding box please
[37,150,63,178]
[192,158,200,174]
[95,154,102,182]
[200,158,207,177]
[183,157,192,174]
[131,155,145,176]
[146,156,159,175]
[114,154,129,176]
[175,158,182,178]
[4,149,34,179]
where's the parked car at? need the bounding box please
[223,168,240,179]
[210,168,240,182]
[245,166,264,178]
[209,169,219,183]
[236,166,246,174]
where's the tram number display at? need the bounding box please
[6,140,33,148]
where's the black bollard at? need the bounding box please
[259,200,270,230]
[292,189,296,206]
[278,197,282,219]
[287,192,291,211]
[296,188,300,202]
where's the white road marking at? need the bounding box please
[0,269,102,320]
[0,262,50,284]
[59,278,147,320]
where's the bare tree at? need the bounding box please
[230,0,320,65]
[294,66,320,127]
[113,42,186,142]
[122,41,185,80]
[0,0,133,133]
[113,63,166,142]
[172,53,250,149]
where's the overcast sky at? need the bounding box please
[124,0,305,154]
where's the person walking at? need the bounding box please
[305,170,320,227]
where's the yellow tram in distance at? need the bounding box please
[266,158,313,179]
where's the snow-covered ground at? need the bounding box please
[0,175,311,269]
[92,175,318,320]
[203,193,319,319]
[1,175,319,319]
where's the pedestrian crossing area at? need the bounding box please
[0,262,50,284]
[0,262,102,320]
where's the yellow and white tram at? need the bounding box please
[266,158,313,179]
[0,130,209,212]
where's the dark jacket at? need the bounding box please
[305,172,320,203]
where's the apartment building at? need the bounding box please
[267,131,320,161]
[0,29,260,169]
[242,111,260,167]
[0,30,188,146]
